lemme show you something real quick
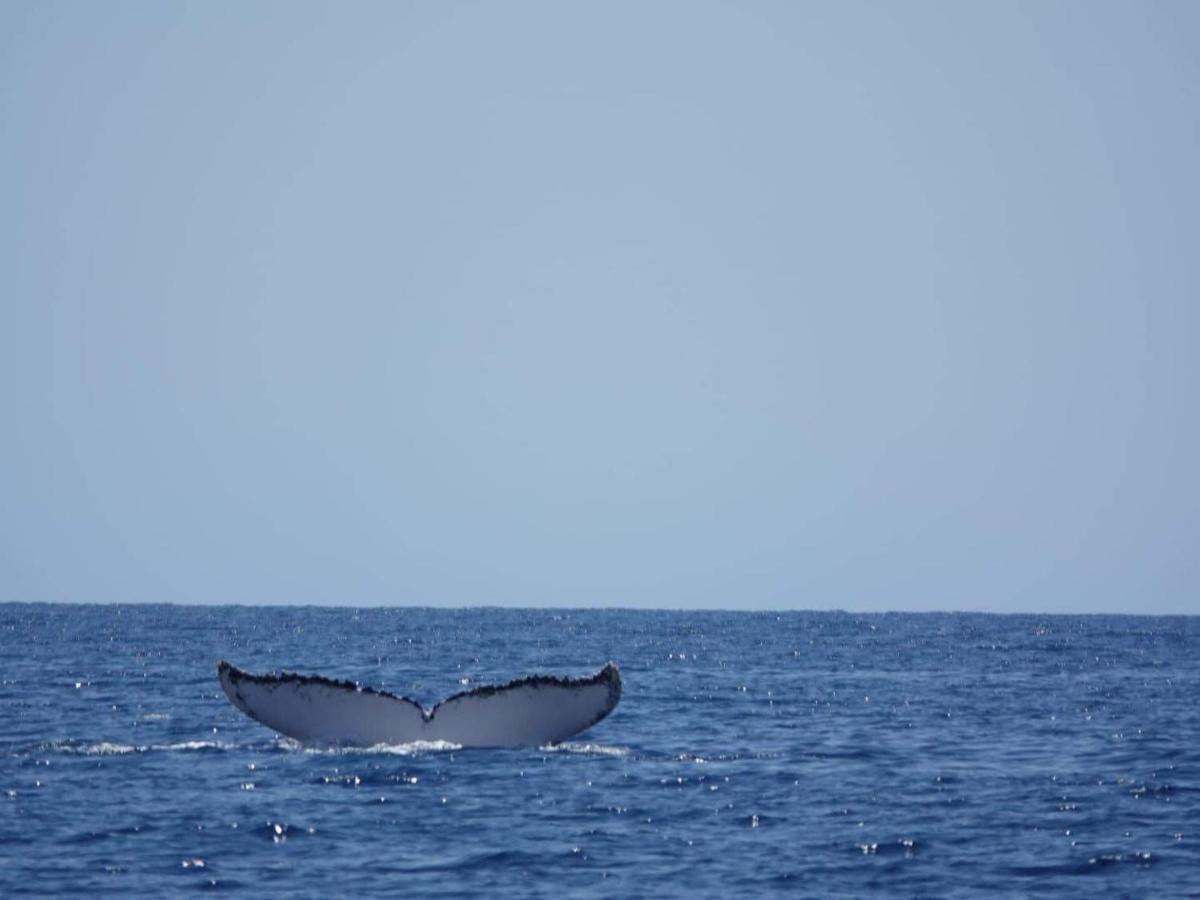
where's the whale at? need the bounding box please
[217,660,622,748]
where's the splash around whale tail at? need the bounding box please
[217,660,622,748]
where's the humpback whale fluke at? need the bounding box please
[216,660,622,748]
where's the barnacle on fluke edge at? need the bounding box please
[217,660,622,748]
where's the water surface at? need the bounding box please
[2,605,1197,896]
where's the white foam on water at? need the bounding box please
[301,739,462,756]
[154,740,228,752]
[42,739,232,756]
[55,741,141,756]
[541,742,629,757]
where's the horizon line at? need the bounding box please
[1,599,1195,618]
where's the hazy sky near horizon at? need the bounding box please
[2,2,1197,613]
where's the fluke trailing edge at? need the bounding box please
[217,660,622,748]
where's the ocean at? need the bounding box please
[1,604,1197,897]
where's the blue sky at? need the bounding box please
[2,1,1197,612]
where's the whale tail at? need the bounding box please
[217,660,622,748]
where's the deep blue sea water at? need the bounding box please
[2,605,1198,897]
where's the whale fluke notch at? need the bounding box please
[216,660,622,748]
